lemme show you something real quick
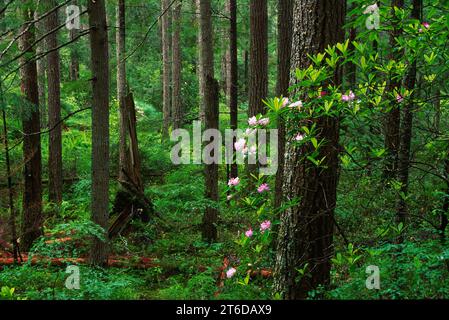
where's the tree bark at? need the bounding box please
[35,11,47,128]
[116,0,128,181]
[172,1,182,129]
[248,0,268,118]
[69,0,80,81]
[199,0,219,243]
[69,28,80,80]
[243,49,248,98]
[19,5,43,251]
[274,0,293,208]
[161,0,171,137]
[196,0,205,122]
[383,0,404,179]
[45,0,63,205]
[396,0,421,234]
[229,0,238,179]
[1,82,20,262]
[88,0,110,266]
[274,0,344,299]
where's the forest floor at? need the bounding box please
[1,98,449,300]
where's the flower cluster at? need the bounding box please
[248,116,270,127]
[342,91,355,102]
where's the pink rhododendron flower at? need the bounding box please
[245,229,253,238]
[226,267,237,278]
[257,183,270,193]
[295,133,305,141]
[396,94,404,103]
[419,22,430,33]
[228,177,240,187]
[248,116,258,126]
[260,220,271,232]
[245,128,256,136]
[281,97,289,108]
[289,101,303,109]
[342,91,355,102]
[320,91,327,97]
[234,138,246,152]
[258,118,270,126]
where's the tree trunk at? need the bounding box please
[88,0,110,266]
[396,0,421,236]
[383,0,404,179]
[19,5,43,251]
[274,0,344,299]
[274,0,293,208]
[229,0,238,179]
[1,82,20,262]
[116,0,128,181]
[248,0,268,118]
[69,28,80,80]
[161,0,171,137]
[199,0,219,243]
[69,0,80,81]
[243,50,248,98]
[45,0,63,205]
[34,11,46,129]
[172,1,182,129]
[196,0,205,122]
[442,151,449,240]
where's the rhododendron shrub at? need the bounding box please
[223,172,276,289]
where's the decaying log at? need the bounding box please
[0,254,157,269]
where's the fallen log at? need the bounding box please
[0,254,157,269]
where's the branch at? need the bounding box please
[0,0,13,17]
[3,107,91,153]
[19,107,91,137]
[124,0,178,61]
[0,0,72,61]
[0,9,88,68]
[1,29,91,82]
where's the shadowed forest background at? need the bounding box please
[0,0,449,300]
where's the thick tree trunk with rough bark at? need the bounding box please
[274,0,344,299]
[161,0,171,137]
[88,0,110,266]
[19,6,43,251]
[274,0,293,208]
[45,0,63,205]
[248,0,268,118]
[116,0,128,181]
[199,0,219,243]
[172,1,182,129]
[229,0,238,179]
